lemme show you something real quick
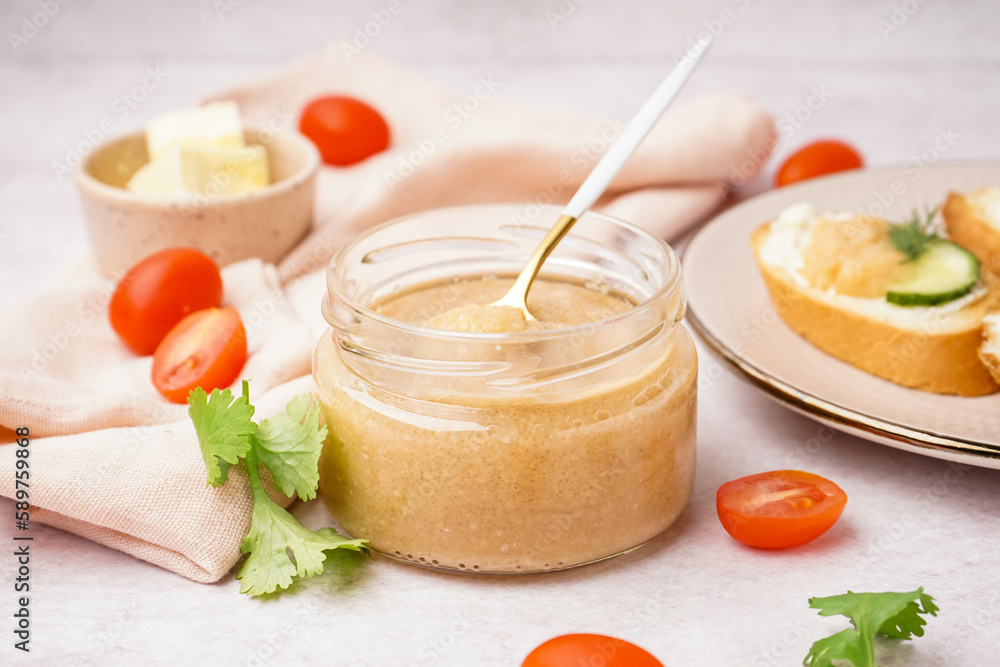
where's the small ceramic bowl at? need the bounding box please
[74,127,319,277]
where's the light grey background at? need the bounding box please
[2,1,999,665]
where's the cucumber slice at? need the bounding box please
[886,239,980,306]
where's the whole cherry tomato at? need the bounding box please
[775,140,864,187]
[151,307,246,404]
[299,95,390,166]
[522,634,663,667]
[109,247,223,355]
[716,470,848,549]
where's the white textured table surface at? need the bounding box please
[2,1,1000,665]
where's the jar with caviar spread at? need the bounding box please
[314,204,697,573]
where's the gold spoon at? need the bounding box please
[492,36,713,320]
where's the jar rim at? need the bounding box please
[325,204,683,341]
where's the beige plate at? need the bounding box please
[684,161,1000,470]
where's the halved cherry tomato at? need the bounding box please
[109,247,223,355]
[151,307,246,404]
[299,95,390,166]
[522,634,663,667]
[775,140,864,187]
[716,470,847,549]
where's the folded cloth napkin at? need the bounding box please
[211,48,776,280]
[0,50,775,583]
[0,259,327,582]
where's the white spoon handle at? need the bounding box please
[563,35,713,219]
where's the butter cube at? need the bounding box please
[127,144,270,197]
[146,101,245,160]
[182,145,270,196]
[126,146,186,196]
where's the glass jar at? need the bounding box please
[314,204,697,573]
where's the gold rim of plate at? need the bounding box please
[687,308,1000,463]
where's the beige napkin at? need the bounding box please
[0,260,326,582]
[0,50,775,583]
[212,48,776,279]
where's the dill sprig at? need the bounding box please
[889,206,941,261]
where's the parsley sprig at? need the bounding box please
[189,381,368,596]
[804,588,939,667]
[888,207,941,261]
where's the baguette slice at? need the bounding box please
[943,188,1000,277]
[980,314,1000,383]
[751,220,1000,396]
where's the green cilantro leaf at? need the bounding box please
[188,381,368,597]
[237,447,368,596]
[889,207,941,261]
[803,588,938,667]
[188,386,256,487]
[252,394,328,501]
[805,629,869,667]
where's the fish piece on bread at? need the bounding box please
[751,204,1000,396]
[943,188,1000,276]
